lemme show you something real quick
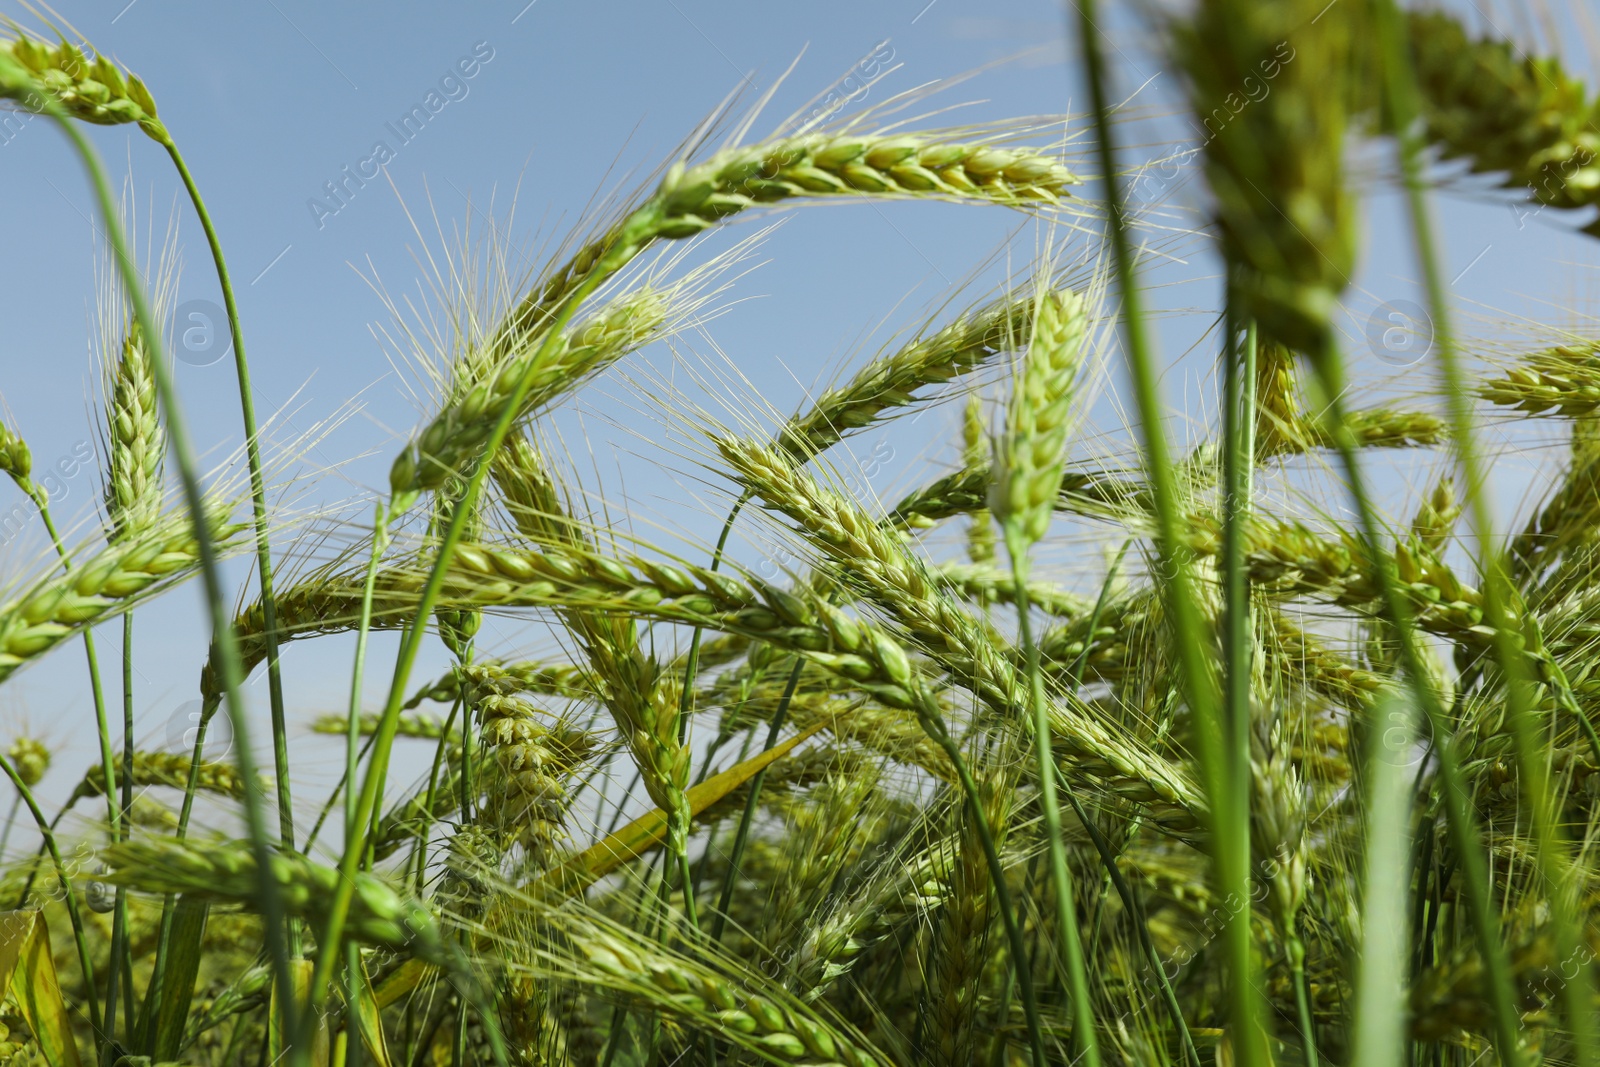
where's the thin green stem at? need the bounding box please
[914,691,1050,1067]
[163,143,296,871]
[708,655,804,944]
[412,700,463,892]
[1071,4,1253,1061]
[0,751,100,1040]
[303,732,379,857]
[43,110,297,1061]
[1374,2,1595,1058]
[1004,525,1099,1067]
[0,794,19,861]
[1290,935,1318,1067]
[1219,300,1263,1062]
[30,486,120,1061]
[345,506,389,841]
[310,202,665,1015]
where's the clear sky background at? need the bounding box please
[1,0,1597,847]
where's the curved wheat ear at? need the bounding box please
[991,286,1089,546]
[500,133,1079,348]
[0,510,242,684]
[71,750,252,802]
[890,463,1140,528]
[390,288,667,498]
[777,289,1045,458]
[0,32,168,144]
[1480,342,1600,416]
[716,437,1205,827]
[564,919,887,1067]
[104,325,165,540]
[100,836,450,961]
[1407,10,1600,237]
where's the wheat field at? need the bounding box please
[0,2,1598,1065]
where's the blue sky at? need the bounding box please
[1,0,1596,839]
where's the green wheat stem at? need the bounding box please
[1004,524,1099,1067]
[412,700,462,892]
[164,144,297,873]
[106,611,137,1051]
[41,109,297,1061]
[1375,0,1594,1056]
[916,687,1050,1067]
[346,505,389,842]
[708,655,805,945]
[0,750,100,1040]
[29,489,121,1058]
[1072,4,1254,1062]
[308,205,661,1021]
[303,731,378,856]
[1219,299,1266,1062]
[1304,349,1524,1067]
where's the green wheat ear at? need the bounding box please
[1406,9,1600,235]
[991,286,1089,546]
[104,324,166,542]
[0,31,168,144]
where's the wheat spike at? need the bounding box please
[778,289,1042,458]
[1407,10,1600,236]
[103,324,166,541]
[71,751,252,802]
[991,286,1089,545]
[1176,0,1358,351]
[101,837,449,960]
[0,510,241,683]
[0,31,168,144]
